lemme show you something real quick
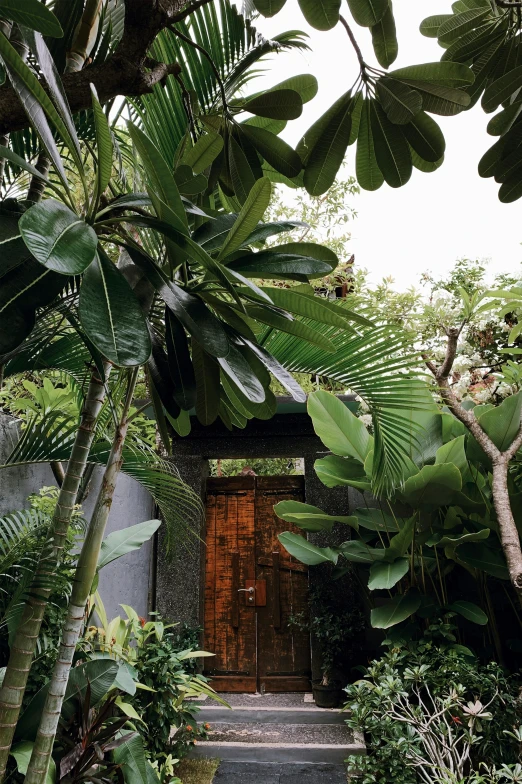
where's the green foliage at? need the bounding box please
[345,624,521,783]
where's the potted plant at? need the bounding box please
[291,584,365,708]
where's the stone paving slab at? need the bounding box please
[218,693,318,708]
[213,761,347,783]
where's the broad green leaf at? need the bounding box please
[278,531,338,565]
[304,93,352,195]
[371,592,422,628]
[346,0,388,27]
[420,14,452,38]
[229,135,257,205]
[79,251,152,367]
[0,34,69,187]
[240,337,306,402]
[477,390,522,450]
[252,0,287,15]
[412,82,471,116]
[340,540,386,564]
[243,89,303,120]
[482,66,522,113]
[192,340,220,425]
[0,257,65,353]
[165,310,196,410]
[174,165,207,196]
[487,101,522,136]
[229,250,332,281]
[402,463,462,506]
[127,122,188,233]
[10,742,56,784]
[124,244,229,358]
[438,8,490,45]
[438,528,490,549]
[274,500,358,532]
[314,454,371,490]
[298,0,341,30]
[22,29,82,170]
[370,100,412,187]
[0,144,51,186]
[0,0,62,35]
[218,177,271,260]
[354,507,401,532]
[267,74,318,104]
[113,731,148,784]
[218,342,266,403]
[356,98,384,191]
[90,84,113,196]
[376,77,422,125]
[368,558,409,590]
[447,600,488,625]
[435,435,468,472]
[97,520,161,570]
[20,199,97,275]
[389,62,475,87]
[240,124,302,178]
[371,4,398,68]
[182,131,224,174]
[479,137,506,177]
[458,542,509,580]
[297,91,352,167]
[308,389,373,462]
[402,111,446,162]
[16,660,118,739]
[499,174,522,203]
[387,516,415,559]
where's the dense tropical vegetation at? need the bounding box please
[0,0,522,782]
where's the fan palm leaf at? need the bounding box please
[1,416,203,555]
[129,0,309,165]
[262,319,431,494]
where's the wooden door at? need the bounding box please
[203,475,311,693]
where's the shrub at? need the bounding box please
[345,623,521,784]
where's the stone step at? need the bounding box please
[189,740,362,765]
[190,721,364,764]
[213,760,348,783]
[198,706,346,725]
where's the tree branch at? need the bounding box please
[0,0,188,135]
[424,327,522,596]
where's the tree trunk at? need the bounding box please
[491,458,522,595]
[0,364,110,779]
[25,369,138,784]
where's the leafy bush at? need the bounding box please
[345,624,521,784]
[128,623,215,759]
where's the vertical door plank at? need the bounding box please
[255,476,311,692]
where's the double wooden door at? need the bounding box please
[203,475,311,693]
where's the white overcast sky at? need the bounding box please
[254,0,522,290]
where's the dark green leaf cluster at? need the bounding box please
[421,0,522,202]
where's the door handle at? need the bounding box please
[238,587,254,594]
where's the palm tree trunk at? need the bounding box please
[0,363,110,779]
[25,369,138,784]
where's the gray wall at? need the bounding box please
[0,412,155,620]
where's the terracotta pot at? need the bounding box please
[312,680,344,708]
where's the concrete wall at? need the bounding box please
[0,412,155,621]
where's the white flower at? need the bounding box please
[474,388,492,403]
[359,414,373,429]
[497,382,514,398]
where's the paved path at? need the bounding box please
[213,761,347,783]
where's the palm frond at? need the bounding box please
[2,417,203,555]
[263,319,430,494]
[129,0,308,164]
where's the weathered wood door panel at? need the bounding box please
[204,475,311,693]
